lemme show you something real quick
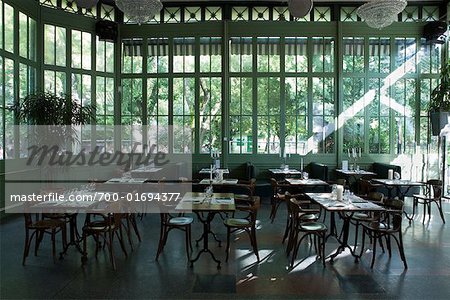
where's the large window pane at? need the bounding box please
[285,37,308,73]
[173,78,194,153]
[199,77,222,153]
[173,37,195,73]
[4,3,14,53]
[122,39,143,73]
[230,77,252,154]
[230,37,252,73]
[343,37,364,73]
[147,38,169,74]
[199,37,222,73]
[369,37,390,73]
[312,77,335,153]
[121,78,143,152]
[285,77,308,153]
[148,78,169,153]
[257,37,280,72]
[257,77,280,154]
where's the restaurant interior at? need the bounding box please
[1,0,450,299]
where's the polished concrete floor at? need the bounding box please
[1,197,450,299]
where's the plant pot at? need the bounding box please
[430,111,450,136]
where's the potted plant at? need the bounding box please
[10,92,95,189]
[13,92,95,146]
[429,60,450,136]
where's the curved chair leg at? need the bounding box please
[359,227,367,258]
[397,232,408,269]
[386,235,392,258]
[412,197,418,220]
[250,227,259,262]
[371,233,378,268]
[225,227,231,262]
[282,214,291,244]
[155,225,167,261]
[51,228,57,263]
[391,233,408,269]
[286,222,296,256]
[117,227,128,257]
[188,225,193,252]
[428,201,432,221]
[436,200,446,224]
[270,201,281,223]
[423,202,427,223]
[185,226,191,259]
[130,215,142,242]
[353,221,360,253]
[320,232,326,267]
[108,231,116,270]
[22,229,31,265]
[291,233,309,268]
[269,199,276,222]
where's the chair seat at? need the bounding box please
[351,212,372,221]
[364,221,389,231]
[168,217,193,226]
[224,218,251,227]
[413,194,435,201]
[235,194,251,200]
[299,213,319,221]
[84,224,116,232]
[299,222,327,232]
[30,219,65,229]
[276,193,286,200]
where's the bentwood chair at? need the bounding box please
[224,196,261,262]
[155,178,193,261]
[283,193,320,247]
[155,210,193,261]
[22,213,67,265]
[269,178,289,223]
[357,179,383,199]
[350,192,384,252]
[286,194,327,268]
[359,199,407,269]
[81,203,128,270]
[413,179,445,224]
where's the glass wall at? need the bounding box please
[0,0,447,167]
[121,36,223,154]
[0,2,37,159]
[43,22,115,153]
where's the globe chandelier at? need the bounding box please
[116,0,163,24]
[356,0,407,29]
[288,0,313,18]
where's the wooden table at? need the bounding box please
[199,179,239,185]
[106,177,148,184]
[372,179,424,200]
[176,192,235,269]
[199,168,230,174]
[31,191,103,258]
[130,167,162,178]
[286,178,329,192]
[269,168,302,176]
[305,192,385,263]
[103,177,148,192]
